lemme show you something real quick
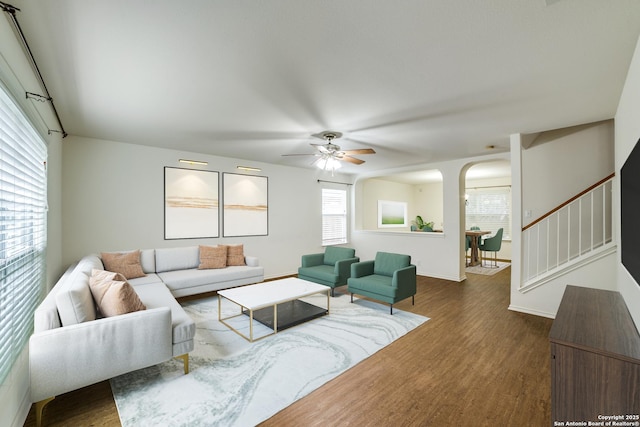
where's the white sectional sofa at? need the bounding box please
[29,245,264,426]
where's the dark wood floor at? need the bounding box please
[24,267,553,427]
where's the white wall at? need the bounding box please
[61,136,347,279]
[521,120,614,227]
[358,178,415,230]
[356,176,444,232]
[414,180,444,230]
[615,35,640,327]
[509,251,618,318]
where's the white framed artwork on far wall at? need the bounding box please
[223,173,268,237]
[377,200,407,228]
[164,167,219,239]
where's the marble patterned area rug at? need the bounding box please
[110,293,429,427]
[466,261,510,276]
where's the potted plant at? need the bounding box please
[411,215,435,231]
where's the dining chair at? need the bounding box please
[479,228,504,268]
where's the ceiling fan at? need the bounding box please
[283,131,376,172]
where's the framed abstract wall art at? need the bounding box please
[164,167,219,239]
[377,200,407,228]
[222,173,268,237]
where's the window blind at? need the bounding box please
[322,188,347,245]
[0,86,47,384]
[465,186,511,240]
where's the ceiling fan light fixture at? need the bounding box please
[316,155,342,172]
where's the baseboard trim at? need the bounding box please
[13,389,32,427]
[508,304,555,319]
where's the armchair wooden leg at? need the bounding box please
[350,293,353,303]
[331,288,335,297]
[390,304,393,315]
[35,396,55,427]
[412,295,415,305]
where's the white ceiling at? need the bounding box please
[10,0,640,175]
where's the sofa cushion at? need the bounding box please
[133,282,196,345]
[225,244,246,266]
[55,267,97,326]
[324,246,356,266]
[348,274,396,298]
[158,266,258,291]
[155,246,199,272]
[198,245,227,269]
[140,249,156,273]
[89,269,146,317]
[374,252,411,277]
[298,265,338,283]
[127,273,163,287]
[101,250,146,279]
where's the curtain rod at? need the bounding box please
[317,179,353,186]
[1,1,67,137]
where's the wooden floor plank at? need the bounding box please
[23,267,553,427]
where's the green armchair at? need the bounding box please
[347,252,417,314]
[298,246,360,296]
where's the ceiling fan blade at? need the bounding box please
[341,148,376,155]
[310,143,331,154]
[341,155,365,165]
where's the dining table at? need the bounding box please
[466,230,492,266]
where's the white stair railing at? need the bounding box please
[521,176,614,290]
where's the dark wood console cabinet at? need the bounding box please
[549,285,640,424]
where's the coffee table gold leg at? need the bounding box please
[274,304,278,334]
[218,295,221,321]
[327,289,330,313]
[249,309,254,342]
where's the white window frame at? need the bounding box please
[465,186,511,240]
[321,187,348,246]
[0,85,48,384]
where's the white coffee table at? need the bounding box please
[217,277,330,342]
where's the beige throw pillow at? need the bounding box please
[101,250,146,279]
[89,269,146,317]
[198,245,227,269]
[226,244,246,266]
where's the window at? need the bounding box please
[322,188,347,245]
[0,86,47,384]
[465,186,511,240]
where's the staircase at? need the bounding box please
[520,174,615,292]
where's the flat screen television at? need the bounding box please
[621,137,640,288]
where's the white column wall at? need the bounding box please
[615,35,640,327]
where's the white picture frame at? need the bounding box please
[223,173,268,237]
[164,167,219,239]
[377,200,407,228]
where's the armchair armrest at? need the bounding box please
[334,257,360,282]
[392,265,417,294]
[29,307,172,402]
[351,260,375,278]
[301,253,324,268]
[391,265,416,291]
